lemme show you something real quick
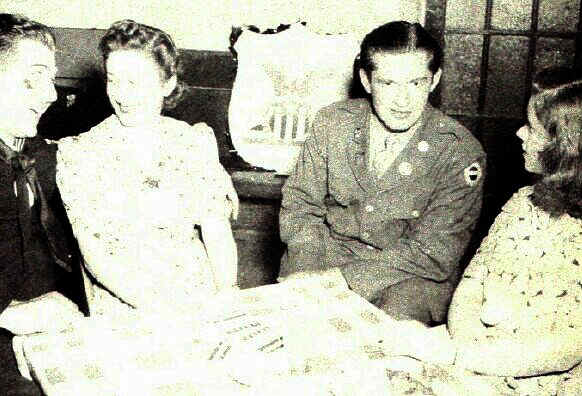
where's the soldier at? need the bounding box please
[0,14,88,395]
[279,21,486,325]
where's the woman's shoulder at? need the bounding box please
[490,185,582,256]
[504,185,582,225]
[160,117,215,139]
[507,185,534,204]
[489,184,581,238]
[159,117,218,155]
[472,186,537,263]
[483,186,533,227]
[57,115,118,149]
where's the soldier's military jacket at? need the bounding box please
[279,98,486,301]
[0,137,88,316]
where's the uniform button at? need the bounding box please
[411,210,420,217]
[398,162,412,176]
[418,140,429,152]
[366,245,375,250]
[365,205,374,213]
[362,232,370,238]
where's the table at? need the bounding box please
[18,273,504,395]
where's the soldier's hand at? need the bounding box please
[278,267,346,287]
[0,292,83,335]
[348,243,380,260]
[325,199,361,238]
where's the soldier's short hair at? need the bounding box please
[359,21,442,76]
[0,14,55,61]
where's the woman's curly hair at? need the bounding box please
[528,68,582,219]
[99,19,185,110]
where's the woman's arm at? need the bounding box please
[447,263,582,377]
[201,217,238,291]
[219,166,239,221]
[191,123,239,291]
[455,329,582,377]
[393,319,582,377]
[447,262,487,343]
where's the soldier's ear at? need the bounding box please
[359,68,372,95]
[429,68,442,92]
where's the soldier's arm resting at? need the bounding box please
[279,112,329,277]
[342,155,486,299]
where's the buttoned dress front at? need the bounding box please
[280,98,486,307]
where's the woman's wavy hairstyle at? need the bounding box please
[99,19,185,110]
[528,67,582,219]
[0,14,55,59]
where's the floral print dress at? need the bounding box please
[56,115,232,315]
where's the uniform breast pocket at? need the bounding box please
[375,188,432,221]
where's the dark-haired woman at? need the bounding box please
[56,20,239,317]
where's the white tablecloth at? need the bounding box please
[19,274,507,395]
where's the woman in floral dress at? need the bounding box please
[56,20,239,317]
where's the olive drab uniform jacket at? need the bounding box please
[279,99,486,301]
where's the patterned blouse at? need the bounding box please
[56,115,233,313]
[459,186,582,395]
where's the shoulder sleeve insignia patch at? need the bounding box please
[464,162,482,187]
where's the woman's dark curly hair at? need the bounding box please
[99,19,185,110]
[528,67,582,219]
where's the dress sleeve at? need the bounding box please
[184,123,231,222]
[446,191,520,341]
[55,131,119,264]
[55,136,89,229]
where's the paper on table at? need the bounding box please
[20,273,437,395]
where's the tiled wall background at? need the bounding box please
[441,0,579,119]
[426,0,581,251]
